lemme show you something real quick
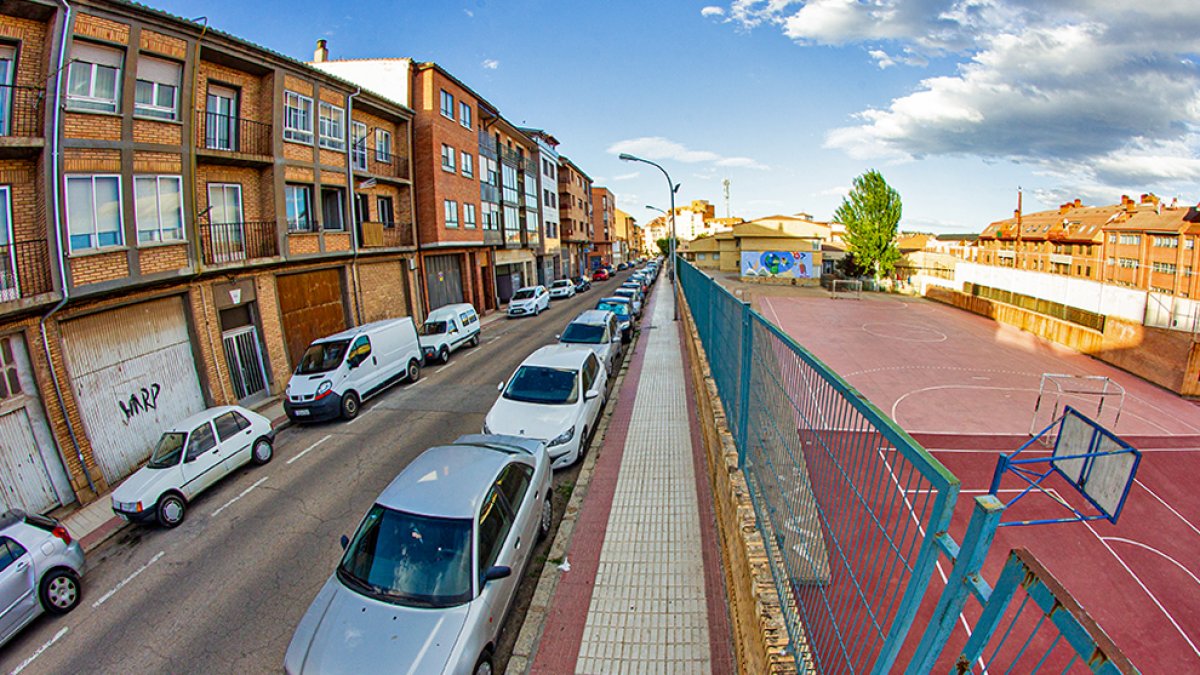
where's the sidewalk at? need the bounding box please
[522,283,734,673]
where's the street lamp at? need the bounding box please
[619,153,678,320]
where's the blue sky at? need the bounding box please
[157,1,1200,233]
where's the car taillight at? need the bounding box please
[52,525,72,546]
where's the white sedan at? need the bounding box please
[548,279,577,299]
[111,406,275,527]
[483,346,607,469]
[507,285,550,318]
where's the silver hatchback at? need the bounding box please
[0,510,85,647]
[285,434,553,675]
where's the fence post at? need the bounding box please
[905,495,1005,674]
[735,301,753,467]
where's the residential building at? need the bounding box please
[518,127,562,285]
[484,117,540,301]
[590,186,614,268]
[558,155,592,277]
[679,222,822,283]
[976,198,1107,279]
[0,1,418,508]
[612,209,634,264]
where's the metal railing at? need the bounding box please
[0,84,45,137]
[199,221,278,266]
[0,240,52,301]
[196,110,272,156]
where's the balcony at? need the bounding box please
[0,84,45,157]
[352,144,411,181]
[358,221,410,248]
[199,221,279,266]
[0,240,52,302]
[196,111,272,162]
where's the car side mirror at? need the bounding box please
[340,535,349,550]
[497,381,505,392]
[484,565,511,582]
[555,334,561,340]
[585,388,600,401]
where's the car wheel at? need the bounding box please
[157,493,186,528]
[538,496,552,541]
[251,437,273,465]
[470,333,480,347]
[473,652,494,675]
[341,392,360,420]
[40,569,81,615]
[407,359,421,382]
[439,346,450,364]
[579,426,589,457]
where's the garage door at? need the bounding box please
[0,409,61,513]
[425,254,464,310]
[278,268,347,371]
[62,297,207,485]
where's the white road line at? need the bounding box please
[10,627,68,675]
[345,408,373,426]
[211,476,269,518]
[287,434,331,465]
[436,361,458,372]
[92,551,165,608]
[409,377,428,387]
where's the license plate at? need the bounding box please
[117,513,128,521]
[294,408,310,417]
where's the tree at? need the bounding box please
[656,237,676,257]
[835,170,902,280]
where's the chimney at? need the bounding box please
[1059,202,1071,215]
[314,39,328,63]
[1073,198,1082,208]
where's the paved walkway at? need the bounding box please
[529,282,733,673]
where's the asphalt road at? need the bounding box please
[0,271,640,675]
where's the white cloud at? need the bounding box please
[481,59,499,70]
[607,136,769,170]
[701,6,726,18]
[612,171,641,181]
[815,185,849,198]
[464,9,474,18]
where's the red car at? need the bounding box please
[592,268,610,281]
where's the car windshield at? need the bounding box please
[296,340,349,374]
[146,432,186,469]
[504,365,579,404]
[512,289,535,300]
[561,323,605,344]
[337,506,473,608]
[615,289,634,297]
[597,302,630,318]
[420,321,448,336]
[552,280,571,288]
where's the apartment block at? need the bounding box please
[612,208,634,264]
[518,127,562,284]
[590,186,614,268]
[558,155,592,277]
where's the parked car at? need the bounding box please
[111,406,275,527]
[0,510,85,647]
[285,434,552,675]
[420,303,481,364]
[548,279,577,299]
[507,285,550,318]
[613,287,643,317]
[285,318,423,422]
[596,297,634,342]
[572,276,591,292]
[483,346,608,469]
[592,268,610,281]
[558,309,623,374]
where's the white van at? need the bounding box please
[419,303,481,364]
[284,318,423,422]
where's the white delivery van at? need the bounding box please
[284,318,423,422]
[419,303,481,364]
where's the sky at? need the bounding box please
[155,0,1200,234]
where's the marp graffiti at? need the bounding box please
[118,383,162,423]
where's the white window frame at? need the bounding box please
[375,129,392,162]
[351,121,368,170]
[318,102,346,151]
[66,43,122,113]
[134,57,181,121]
[463,203,476,229]
[440,89,454,119]
[134,175,185,244]
[377,195,395,227]
[65,174,124,251]
[459,101,472,129]
[461,151,473,179]
[441,144,456,172]
[444,200,459,228]
[285,184,313,232]
[284,91,314,143]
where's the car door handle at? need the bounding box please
[514,537,521,550]
[15,562,27,571]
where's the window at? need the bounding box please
[67,42,122,112]
[1119,233,1141,246]
[214,411,245,442]
[460,151,473,178]
[375,129,392,162]
[186,422,217,460]
[482,203,500,230]
[477,486,514,579]
[496,463,533,516]
[444,200,459,228]
[1152,235,1179,248]
[582,354,599,392]
[354,193,370,225]
[284,91,314,143]
[377,196,394,227]
[463,203,476,229]
[134,175,184,243]
[319,102,346,151]
[133,57,181,120]
[351,121,368,170]
[0,186,10,248]
[441,144,456,172]
[1152,261,1178,274]
[0,537,26,573]
[285,185,313,232]
[66,175,123,251]
[1118,257,1138,269]
[440,89,454,119]
[458,101,472,128]
[321,187,345,231]
[0,337,23,399]
[502,164,518,203]
[1184,239,1194,250]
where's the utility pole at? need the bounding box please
[723,178,731,219]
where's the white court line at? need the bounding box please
[1102,537,1200,588]
[1084,521,1200,659]
[928,446,1200,454]
[1135,479,1200,540]
[287,434,331,465]
[211,476,269,518]
[92,551,165,608]
[10,627,68,675]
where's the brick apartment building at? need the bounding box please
[518,127,562,285]
[0,0,419,509]
[558,155,592,277]
[612,208,634,264]
[590,186,614,268]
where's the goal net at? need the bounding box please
[1029,373,1125,446]
[830,279,863,300]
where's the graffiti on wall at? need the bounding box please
[118,383,162,423]
[741,251,816,279]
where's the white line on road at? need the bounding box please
[436,361,458,372]
[10,626,68,675]
[345,408,373,426]
[211,476,269,517]
[287,434,332,465]
[92,551,165,608]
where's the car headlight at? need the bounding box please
[549,426,576,447]
[314,380,333,400]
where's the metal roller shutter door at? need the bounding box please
[277,269,347,372]
[425,254,465,310]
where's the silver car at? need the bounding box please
[558,309,623,374]
[0,510,85,647]
[285,434,553,675]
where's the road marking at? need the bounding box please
[436,361,458,372]
[211,476,269,517]
[92,551,165,608]
[345,408,373,426]
[409,377,428,387]
[287,435,331,465]
[10,626,68,675]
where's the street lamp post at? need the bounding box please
[619,153,678,320]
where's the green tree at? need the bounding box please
[835,170,902,280]
[656,237,676,257]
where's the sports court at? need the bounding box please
[756,288,1200,672]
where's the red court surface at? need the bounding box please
[759,292,1200,673]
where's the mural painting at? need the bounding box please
[741,251,816,279]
